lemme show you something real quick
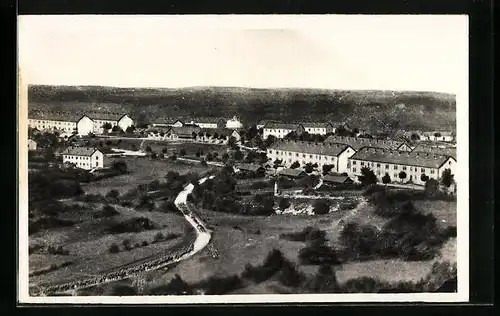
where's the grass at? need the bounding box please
[81,157,214,195]
[28,202,191,286]
[143,196,457,293]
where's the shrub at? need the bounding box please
[313,199,330,215]
[299,239,341,265]
[277,259,304,287]
[108,217,157,233]
[142,241,149,247]
[108,284,138,296]
[242,249,285,283]
[197,275,244,295]
[170,154,177,161]
[122,239,132,250]
[109,243,120,253]
[106,189,120,201]
[358,167,378,186]
[290,161,300,169]
[279,198,291,211]
[99,204,119,218]
[147,274,193,295]
[382,173,391,184]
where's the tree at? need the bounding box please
[192,132,197,139]
[180,148,187,156]
[234,149,244,161]
[420,174,429,182]
[313,199,330,215]
[158,153,164,159]
[195,150,202,158]
[222,153,230,163]
[102,122,112,130]
[109,243,120,253]
[441,168,454,187]
[126,125,136,134]
[410,133,420,141]
[150,152,157,159]
[398,171,407,182]
[279,198,291,211]
[382,173,391,185]
[112,160,128,173]
[106,189,120,201]
[205,153,213,161]
[170,154,177,161]
[425,178,440,196]
[112,125,121,133]
[228,136,238,149]
[304,164,314,174]
[145,146,152,153]
[273,159,282,169]
[322,164,334,175]
[358,167,378,186]
[290,161,300,169]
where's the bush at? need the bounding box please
[148,274,193,295]
[170,154,177,161]
[108,217,157,233]
[279,198,291,211]
[105,189,120,201]
[142,241,149,247]
[122,239,132,250]
[298,239,341,265]
[358,167,378,186]
[109,243,120,253]
[290,161,300,169]
[97,204,119,218]
[107,284,138,296]
[277,259,305,287]
[197,275,244,295]
[242,249,285,283]
[313,199,330,215]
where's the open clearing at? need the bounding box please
[144,197,457,293]
[29,202,191,286]
[81,157,215,195]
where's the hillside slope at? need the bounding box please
[28,85,456,131]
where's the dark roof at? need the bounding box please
[268,140,351,157]
[28,111,86,122]
[422,131,455,137]
[278,168,307,178]
[412,144,457,159]
[168,126,201,137]
[235,163,264,172]
[257,119,278,126]
[301,122,333,128]
[325,135,408,151]
[199,128,236,137]
[62,147,101,156]
[350,146,455,169]
[264,122,304,130]
[323,175,353,184]
[150,117,183,125]
[88,112,128,121]
[186,117,226,124]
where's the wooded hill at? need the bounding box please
[28,85,456,132]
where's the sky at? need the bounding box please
[18,15,468,94]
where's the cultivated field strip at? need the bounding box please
[32,177,213,296]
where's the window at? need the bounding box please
[377,163,381,167]
[309,155,312,158]
[394,173,398,178]
[353,161,357,165]
[289,152,291,156]
[302,154,306,158]
[403,166,407,170]
[361,162,365,166]
[394,165,398,170]
[421,168,425,172]
[430,170,435,174]
[296,153,298,157]
[385,164,389,169]
[353,168,357,172]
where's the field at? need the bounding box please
[29,85,456,131]
[142,196,457,293]
[29,202,191,286]
[81,156,216,195]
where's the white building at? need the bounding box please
[263,123,306,139]
[302,122,335,135]
[89,113,134,134]
[149,118,184,128]
[347,146,456,186]
[62,147,104,170]
[28,111,81,135]
[266,140,356,173]
[256,119,278,130]
[420,131,455,142]
[28,138,37,151]
[226,116,244,129]
[196,128,241,144]
[185,117,226,129]
[325,135,412,152]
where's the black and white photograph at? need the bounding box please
[18,15,469,303]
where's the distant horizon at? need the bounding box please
[27,84,457,97]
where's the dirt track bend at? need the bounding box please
[32,176,214,296]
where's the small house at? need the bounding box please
[278,168,308,179]
[323,174,354,185]
[62,147,104,170]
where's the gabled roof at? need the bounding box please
[264,122,304,130]
[62,146,101,157]
[350,146,455,169]
[88,112,129,121]
[323,174,353,184]
[268,140,351,157]
[167,126,201,137]
[186,117,226,124]
[278,168,307,178]
[325,135,408,151]
[199,128,236,137]
[150,117,184,125]
[422,131,455,137]
[28,111,86,122]
[235,163,265,172]
[412,144,457,159]
[301,122,333,128]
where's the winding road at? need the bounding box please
[33,176,214,296]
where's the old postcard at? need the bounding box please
[18,15,469,304]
